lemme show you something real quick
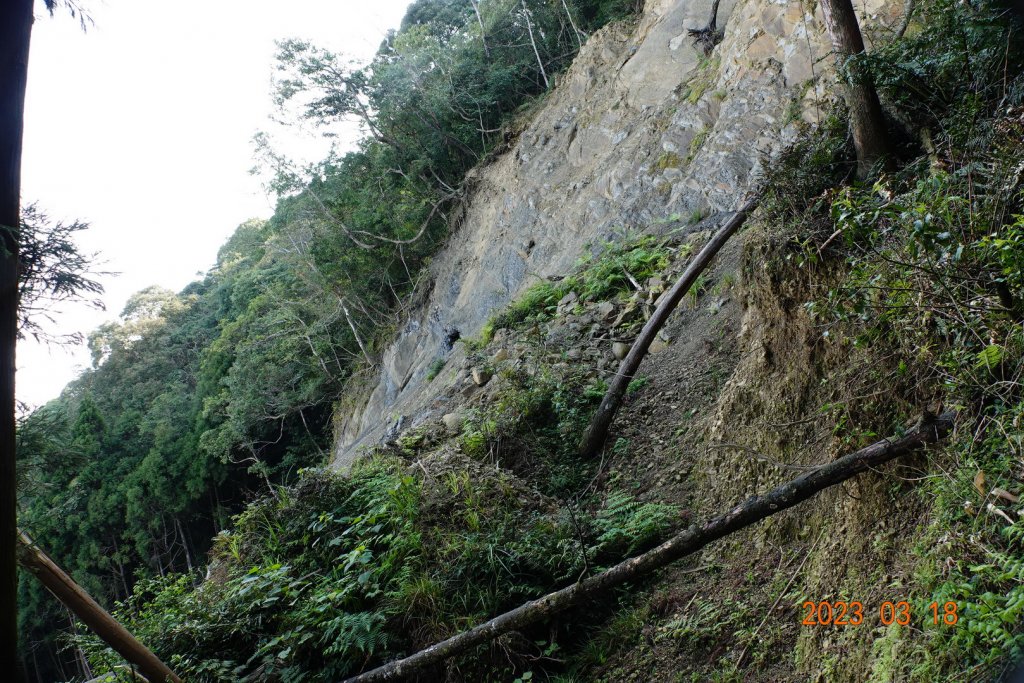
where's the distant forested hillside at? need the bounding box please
[16,1,639,678]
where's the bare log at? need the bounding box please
[344,411,956,683]
[895,0,915,39]
[470,0,490,58]
[521,0,549,89]
[579,196,759,459]
[17,531,182,683]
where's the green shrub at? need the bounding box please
[425,357,446,382]
[591,492,680,557]
[78,464,423,681]
[489,235,672,333]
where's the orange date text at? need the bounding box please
[801,601,958,627]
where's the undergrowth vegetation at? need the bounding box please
[78,403,679,681]
[760,0,1024,677]
[17,0,647,677]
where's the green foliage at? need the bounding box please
[425,356,447,381]
[809,169,1024,393]
[591,492,679,556]
[574,0,642,26]
[655,597,747,651]
[686,126,710,163]
[575,602,649,670]
[653,151,682,171]
[490,235,671,331]
[79,464,422,681]
[626,375,649,395]
[856,0,1023,147]
[685,273,708,308]
[759,112,853,234]
[775,3,1024,676]
[75,458,597,682]
[903,400,1024,679]
[17,203,105,345]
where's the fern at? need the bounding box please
[591,492,679,555]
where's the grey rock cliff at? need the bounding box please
[331,0,899,468]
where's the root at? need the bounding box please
[687,0,724,55]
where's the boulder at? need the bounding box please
[472,367,493,386]
[556,290,578,314]
[442,413,464,433]
[612,301,642,327]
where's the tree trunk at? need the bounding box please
[579,197,758,459]
[0,1,32,677]
[175,518,193,574]
[17,532,182,683]
[470,0,491,58]
[521,1,549,89]
[561,0,585,49]
[30,645,43,683]
[66,609,92,682]
[345,412,955,682]
[818,0,892,178]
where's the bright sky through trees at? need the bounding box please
[18,0,411,408]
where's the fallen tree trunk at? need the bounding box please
[344,411,955,683]
[17,531,181,683]
[579,196,759,459]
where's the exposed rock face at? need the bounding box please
[332,0,899,468]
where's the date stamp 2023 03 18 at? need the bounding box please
[801,600,960,627]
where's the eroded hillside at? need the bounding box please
[39,0,1024,680]
[331,0,907,464]
[318,0,1024,680]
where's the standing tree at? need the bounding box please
[0,1,34,674]
[818,0,892,177]
[1,2,89,676]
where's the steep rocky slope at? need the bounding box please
[332,0,906,465]
[318,0,1024,680]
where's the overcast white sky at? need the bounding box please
[18,0,412,409]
